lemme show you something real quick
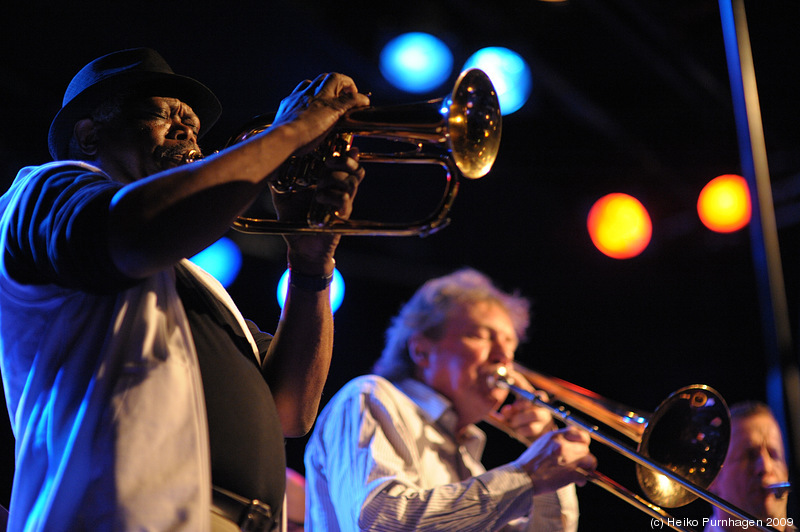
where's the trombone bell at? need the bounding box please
[226,68,502,236]
[490,365,780,530]
[498,363,731,508]
[636,386,730,507]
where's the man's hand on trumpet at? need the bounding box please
[267,73,370,277]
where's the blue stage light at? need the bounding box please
[189,237,243,288]
[463,47,532,115]
[277,268,345,314]
[380,32,453,93]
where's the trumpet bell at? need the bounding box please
[450,68,502,178]
[333,67,501,179]
[636,385,730,507]
[446,68,505,178]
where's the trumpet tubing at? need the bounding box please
[225,68,502,236]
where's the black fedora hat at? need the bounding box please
[48,47,222,160]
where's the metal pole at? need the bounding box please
[718,0,800,499]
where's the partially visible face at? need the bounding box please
[414,300,518,431]
[711,412,789,521]
[95,96,202,183]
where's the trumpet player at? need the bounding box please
[705,402,795,532]
[304,268,597,531]
[0,47,368,531]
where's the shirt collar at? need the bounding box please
[396,378,486,450]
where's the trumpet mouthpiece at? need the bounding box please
[766,481,791,498]
[184,150,201,163]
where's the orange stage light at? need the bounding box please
[587,193,652,259]
[697,174,751,233]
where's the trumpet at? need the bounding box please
[224,68,501,236]
[487,364,781,532]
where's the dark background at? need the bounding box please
[2,0,800,528]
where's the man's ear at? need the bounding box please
[408,334,433,368]
[73,119,99,157]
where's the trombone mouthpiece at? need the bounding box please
[488,366,514,389]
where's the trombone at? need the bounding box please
[487,363,783,532]
[225,68,502,237]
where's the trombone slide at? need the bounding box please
[488,367,780,532]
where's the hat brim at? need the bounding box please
[48,70,222,160]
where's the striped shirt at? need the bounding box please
[304,375,578,531]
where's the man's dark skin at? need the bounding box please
[71,73,370,436]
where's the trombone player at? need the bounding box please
[304,268,596,530]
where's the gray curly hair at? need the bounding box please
[372,268,531,382]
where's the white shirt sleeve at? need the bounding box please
[305,377,580,532]
[525,485,579,532]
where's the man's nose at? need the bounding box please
[489,342,513,364]
[754,446,772,476]
[169,121,197,143]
